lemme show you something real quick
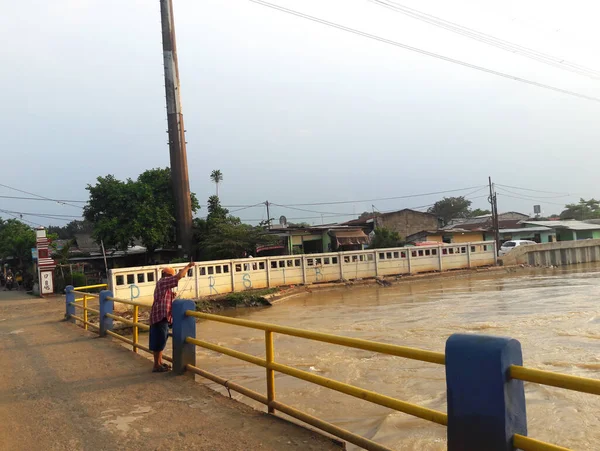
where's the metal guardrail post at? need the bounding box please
[83,295,88,331]
[445,334,527,451]
[133,305,139,353]
[65,285,75,323]
[265,331,275,414]
[172,299,197,375]
[99,290,114,337]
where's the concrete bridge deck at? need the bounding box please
[0,290,342,451]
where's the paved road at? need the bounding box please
[0,291,343,451]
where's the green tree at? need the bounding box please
[427,196,472,226]
[369,227,404,249]
[47,219,94,240]
[83,167,200,257]
[469,208,491,217]
[560,198,600,220]
[210,169,223,197]
[193,196,275,260]
[0,218,36,269]
[54,239,75,265]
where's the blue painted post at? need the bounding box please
[172,299,197,375]
[99,290,114,337]
[65,285,75,322]
[445,334,527,451]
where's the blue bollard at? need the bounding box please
[65,285,75,322]
[99,290,114,337]
[172,299,197,375]
[445,334,527,451]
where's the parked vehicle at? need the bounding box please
[499,240,537,256]
[5,274,14,290]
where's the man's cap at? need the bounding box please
[161,267,176,276]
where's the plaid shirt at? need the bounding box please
[150,275,179,325]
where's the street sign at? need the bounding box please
[31,248,38,260]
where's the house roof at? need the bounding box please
[500,226,552,234]
[522,220,600,231]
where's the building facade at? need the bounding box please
[374,209,441,240]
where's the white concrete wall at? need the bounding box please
[108,241,496,301]
[501,239,600,267]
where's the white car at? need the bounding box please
[499,239,537,256]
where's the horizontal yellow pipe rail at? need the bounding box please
[187,337,448,426]
[269,360,448,426]
[86,307,100,315]
[105,330,172,362]
[271,401,393,451]
[188,337,267,367]
[70,303,100,315]
[187,364,269,404]
[185,364,392,451]
[514,434,572,451]
[73,284,107,291]
[510,365,600,396]
[72,290,100,298]
[186,311,445,365]
[69,315,99,330]
[107,296,150,308]
[105,313,150,331]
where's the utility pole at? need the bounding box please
[160,0,192,257]
[265,201,271,229]
[488,176,500,254]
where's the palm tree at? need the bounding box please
[210,170,223,197]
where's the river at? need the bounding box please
[193,264,600,450]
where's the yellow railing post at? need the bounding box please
[133,305,139,353]
[83,295,88,331]
[265,330,275,414]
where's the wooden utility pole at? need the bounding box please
[488,176,500,254]
[160,0,192,257]
[265,201,271,229]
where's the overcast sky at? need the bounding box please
[1,0,599,227]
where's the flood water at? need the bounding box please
[194,264,600,450]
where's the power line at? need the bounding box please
[0,183,86,208]
[270,203,355,216]
[0,194,87,204]
[496,192,567,207]
[228,203,266,213]
[249,0,600,103]
[0,209,81,218]
[495,183,573,196]
[0,209,46,228]
[494,185,570,200]
[368,0,600,79]
[271,185,488,207]
[237,192,490,222]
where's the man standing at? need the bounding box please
[149,262,194,372]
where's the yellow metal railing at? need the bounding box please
[68,285,107,331]
[104,296,172,361]
[184,311,447,451]
[64,289,600,451]
[68,294,99,332]
[181,310,599,451]
[73,283,108,291]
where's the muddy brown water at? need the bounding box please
[191,264,600,450]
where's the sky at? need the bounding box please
[1,0,599,227]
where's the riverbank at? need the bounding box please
[268,264,516,304]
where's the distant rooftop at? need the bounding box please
[522,220,600,231]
